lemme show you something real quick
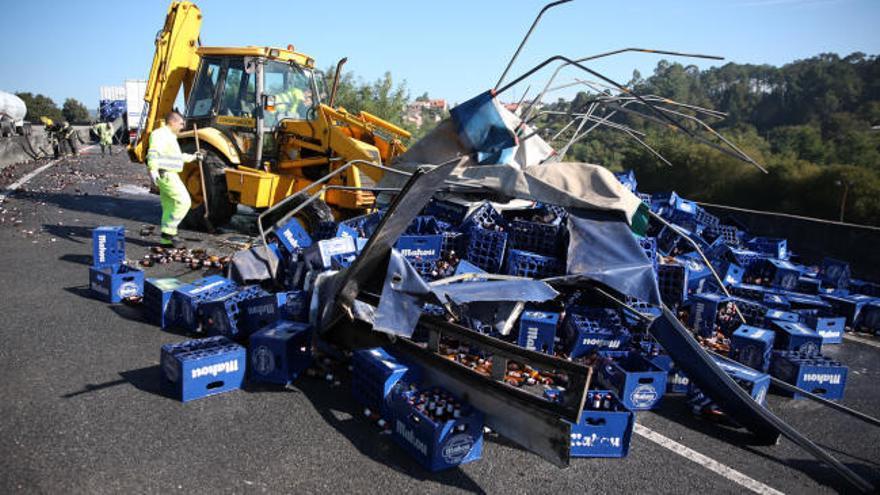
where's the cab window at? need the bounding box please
[263,60,316,127]
[218,59,256,117]
[187,58,221,118]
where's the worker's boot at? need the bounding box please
[159,232,186,248]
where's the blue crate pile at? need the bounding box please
[86,166,880,470]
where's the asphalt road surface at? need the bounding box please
[1,147,878,494]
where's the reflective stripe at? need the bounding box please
[147,126,186,172]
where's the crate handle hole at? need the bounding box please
[638,377,654,384]
[585,418,607,426]
[811,388,827,395]
[206,380,225,389]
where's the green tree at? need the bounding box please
[15,92,62,123]
[62,98,90,124]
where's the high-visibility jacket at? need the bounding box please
[275,87,305,114]
[146,125,194,172]
[94,122,113,142]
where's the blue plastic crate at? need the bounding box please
[275,217,313,254]
[729,248,766,270]
[563,308,630,358]
[160,336,245,402]
[796,276,822,295]
[858,302,880,333]
[688,293,740,337]
[440,231,465,257]
[303,236,357,269]
[168,276,239,332]
[597,353,667,411]
[396,235,443,262]
[341,211,385,238]
[657,263,689,307]
[712,260,744,287]
[201,286,270,338]
[770,351,847,400]
[750,258,800,290]
[768,320,822,354]
[464,226,507,273]
[765,308,800,323]
[677,253,713,294]
[405,215,450,235]
[389,386,484,472]
[507,216,563,257]
[820,293,874,326]
[690,356,770,406]
[144,277,185,328]
[91,226,125,268]
[820,257,851,290]
[695,207,720,229]
[422,199,469,226]
[89,264,144,303]
[460,201,505,232]
[646,353,690,394]
[614,170,638,192]
[850,279,880,297]
[248,320,313,385]
[801,314,845,344]
[706,224,741,247]
[517,310,560,354]
[762,292,791,309]
[454,260,486,277]
[351,348,420,419]
[730,325,775,372]
[312,220,339,241]
[747,237,788,260]
[330,252,358,270]
[778,290,832,312]
[504,249,562,279]
[636,236,658,273]
[568,390,634,458]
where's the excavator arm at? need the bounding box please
[128,1,202,163]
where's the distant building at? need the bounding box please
[404,99,448,127]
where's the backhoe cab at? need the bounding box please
[131,2,410,230]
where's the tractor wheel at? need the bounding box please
[263,194,335,236]
[179,144,237,230]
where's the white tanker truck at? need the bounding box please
[0,90,27,137]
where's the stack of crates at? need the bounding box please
[749,258,800,290]
[690,356,770,406]
[88,226,144,303]
[562,307,631,358]
[597,353,667,411]
[568,390,634,458]
[688,293,740,337]
[657,263,689,308]
[351,348,420,420]
[388,384,484,472]
[239,290,309,335]
[506,207,563,257]
[201,285,270,338]
[160,336,245,402]
[637,236,658,273]
[770,350,847,400]
[801,313,846,344]
[729,325,775,372]
[820,257,851,290]
[465,226,507,273]
[143,278,185,328]
[168,275,239,332]
[275,217,313,254]
[248,321,313,385]
[768,320,823,355]
[504,249,562,279]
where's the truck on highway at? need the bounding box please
[98,81,147,144]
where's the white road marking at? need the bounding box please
[634,423,785,495]
[0,145,97,202]
[843,334,880,349]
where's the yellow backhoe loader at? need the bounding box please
[128,1,410,230]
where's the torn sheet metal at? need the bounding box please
[372,250,432,337]
[432,279,558,306]
[563,209,661,305]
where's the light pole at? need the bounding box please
[835,179,852,223]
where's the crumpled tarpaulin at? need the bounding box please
[562,208,662,306]
[372,249,433,337]
[450,90,520,165]
[432,279,558,306]
[381,92,642,224]
[228,245,280,285]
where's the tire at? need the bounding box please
[263,194,334,235]
[179,144,237,230]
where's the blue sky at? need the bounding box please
[1,0,878,109]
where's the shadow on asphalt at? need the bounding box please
[291,376,487,493]
[16,191,159,224]
[118,365,173,399]
[654,395,880,491]
[59,253,93,265]
[45,223,156,248]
